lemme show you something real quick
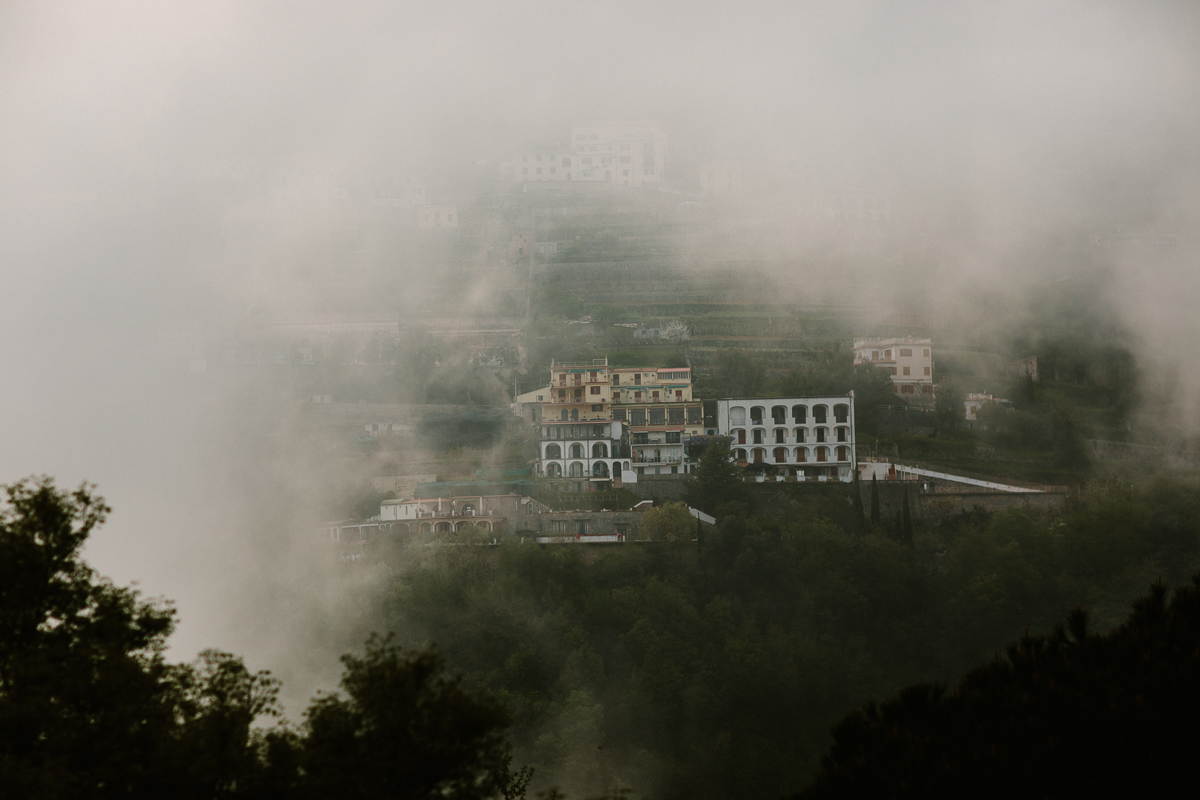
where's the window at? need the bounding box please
[900,348,912,357]
[813,406,827,424]
[612,374,620,385]
[591,386,600,394]
[753,429,764,444]
[902,385,915,394]
[675,390,683,399]
[546,443,561,459]
[632,433,649,444]
[666,432,681,444]
[553,520,569,533]
[775,429,785,443]
[924,349,930,357]
[816,428,826,443]
[729,407,746,425]
[613,408,627,421]
[795,428,806,442]
[649,408,665,426]
[837,427,847,442]
[633,374,641,385]
[834,405,849,423]
[890,367,897,375]
[616,523,629,537]
[668,408,683,425]
[924,367,931,376]
[652,391,660,400]
[922,385,934,393]
[687,406,701,424]
[903,367,911,375]
[792,405,807,423]
[630,409,646,426]
[592,404,603,412]
[885,350,892,359]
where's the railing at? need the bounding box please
[551,358,609,368]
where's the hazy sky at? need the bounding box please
[2,0,1199,695]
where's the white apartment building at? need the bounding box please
[536,418,634,490]
[852,336,935,407]
[506,123,667,188]
[716,395,857,481]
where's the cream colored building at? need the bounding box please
[518,357,703,486]
[416,204,458,228]
[506,123,667,188]
[852,336,935,407]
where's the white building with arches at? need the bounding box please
[716,394,856,481]
[536,418,634,491]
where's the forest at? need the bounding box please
[371,469,1200,798]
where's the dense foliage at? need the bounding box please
[799,577,1200,797]
[377,476,1200,799]
[0,477,527,800]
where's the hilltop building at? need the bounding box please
[504,123,667,188]
[516,357,703,489]
[716,395,857,481]
[852,336,935,407]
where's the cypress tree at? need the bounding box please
[851,469,866,531]
[901,488,913,545]
[870,474,881,528]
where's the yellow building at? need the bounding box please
[521,358,704,484]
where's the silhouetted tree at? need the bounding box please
[688,438,747,515]
[796,578,1200,798]
[300,634,530,800]
[869,474,881,528]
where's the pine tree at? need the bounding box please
[870,474,881,528]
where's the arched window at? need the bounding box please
[750,405,765,425]
[729,406,746,426]
[735,429,746,444]
[815,427,827,443]
[592,442,608,458]
[613,461,622,477]
[837,427,848,442]
[593,462,609,477]
[813,405,828,424]
[546,443,562,459]
[795,428,806,443]
[569,462,584,477]
[774,428,786,443]
[546,463,562,478]
[816,447,828,462]
[753,448,765,464]
[420,522,432,533]
[569,443,584,458]
[837,446,849,461]
[398,523,409,533]
[792,405,807,423]
[560,409,568,421]
[753,429,764,444]
[771,405,787,424]
[834,404,850,424]
[436,522,452,533]
[773,447,787,463]
[733,448,747,462]
[796,447,807,462]
[462,504,475,516]
[570,408,579,421]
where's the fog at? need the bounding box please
[3,0,1200,712]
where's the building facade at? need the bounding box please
[852,336,935,407]
[379,493,550,534]
[523,357,703,487]
[716,395,857,481]
[505,123,667,188]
